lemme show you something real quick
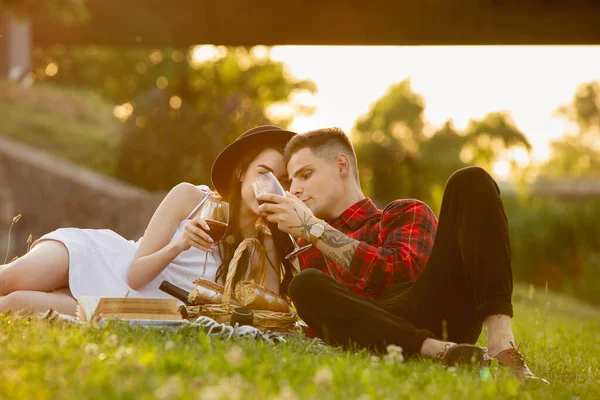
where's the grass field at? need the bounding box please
[1,283,598,399]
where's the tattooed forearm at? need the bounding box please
[287,220,359,272]
[321,229,358,272]
[321,227,355,247]
[327,252,348,269]
[342,247,356,266]
[288,207,316,238]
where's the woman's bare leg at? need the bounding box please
[0,288,77,315]
[0,240,70,296]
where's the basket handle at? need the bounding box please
[222,238,268,305]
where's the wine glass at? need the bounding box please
[197,195,229,276]
[252,172,312,259]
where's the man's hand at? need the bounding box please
[257,192,320,239]
[258,191,363,273]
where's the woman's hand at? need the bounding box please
[177,218,215,253]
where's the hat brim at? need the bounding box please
[211,129,296,198]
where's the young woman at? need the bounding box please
[0,126,297,315]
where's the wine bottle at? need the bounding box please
[159,280,193,306]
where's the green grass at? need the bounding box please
[1,284,599,399]
[0,80,120,176]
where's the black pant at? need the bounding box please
[289,167,514,357]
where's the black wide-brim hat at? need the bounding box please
[211,125,297,198]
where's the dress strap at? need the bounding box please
[185,185,213,220]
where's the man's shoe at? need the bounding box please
[494,342,549,384]
[441,344,486,366]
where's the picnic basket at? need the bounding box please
[186,238,298,332]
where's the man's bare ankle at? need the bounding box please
[420,338,457,359]
[484,314,515,357]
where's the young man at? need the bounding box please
[257,127,546,382]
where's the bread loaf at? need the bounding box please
[234,281,292,313]
[188,278,224,305]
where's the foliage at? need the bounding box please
[0,0,88,24]
[542,81,600,177]
[419,120,468,211]
[352,81,530,206]
[505,197,600,305]
[33,46,316,190]
[555,81,600,132]
[543,139,600,177]
[1,283,599,399]
[353,79,427,203]
[34,46,196,105]
[461,111,531,171]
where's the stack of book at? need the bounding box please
[77,296,187,325]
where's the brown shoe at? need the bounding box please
[494,342,549,384]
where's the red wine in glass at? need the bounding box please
[197,195,230,277]
[252,172,312,259]
[204,219,228,242]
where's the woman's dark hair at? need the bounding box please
[214,145,296,298]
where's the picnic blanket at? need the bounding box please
[36,309,328,348]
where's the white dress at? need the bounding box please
[33,185,220,303]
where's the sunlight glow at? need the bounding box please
[509,147,530,168]
[113,102,134,122]
[169,96,182,109]
[250,45,270,60]
[191,45,220,65]
[266,102,294,121]
[45,63,58,77]
[149,50,163,64]
[171,50,185,63]
[493,160,512,179]
[270,45,600,166]
[156,76,168,89]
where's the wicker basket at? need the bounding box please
[186,238,298,332]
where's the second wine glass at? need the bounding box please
[252,172,312,260]
[197,195,229,277]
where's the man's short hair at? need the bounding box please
[284,127,359,181]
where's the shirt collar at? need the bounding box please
[326,198,378,230]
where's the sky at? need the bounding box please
[267,46,600,175]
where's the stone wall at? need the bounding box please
[0,136,163,260]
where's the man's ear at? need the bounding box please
[336,154,351,178]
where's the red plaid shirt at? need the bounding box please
[298,198,438,300]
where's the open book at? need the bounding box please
[77,296,185,322]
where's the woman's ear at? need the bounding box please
[235,166,243,181]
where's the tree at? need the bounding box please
[352,79,426,204]
[0,0,88,24]
[32,45,315,190]
[352,80,533,208]
[461,111,532,172]
[542,81,600,177]
[556,81,600,133]
[419,120,468,210]
[114,49,315,191]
